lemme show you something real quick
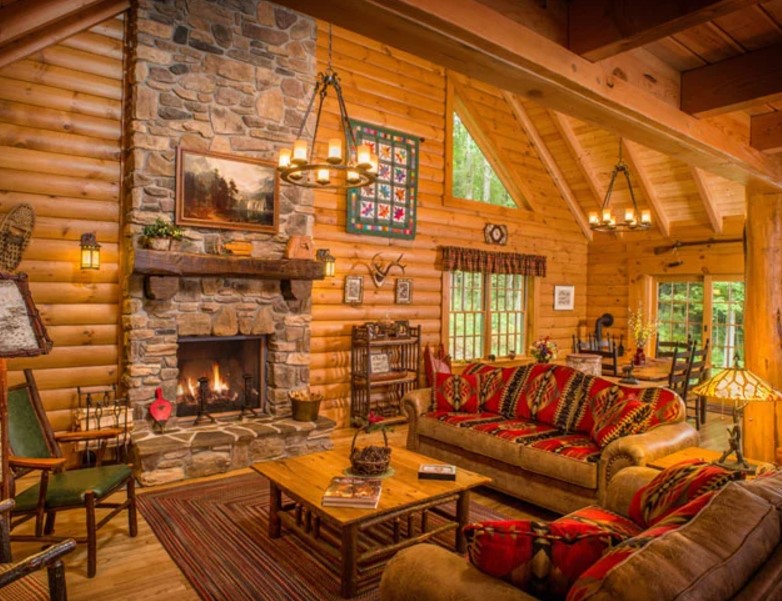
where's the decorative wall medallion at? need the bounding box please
[483,223,508,245]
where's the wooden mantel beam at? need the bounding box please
[275,0,782,191]
[751,111,782,154]
[682,41,782,117]
[568,0,761,61]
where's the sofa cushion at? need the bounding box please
[462,363,511,413]
[560,506,643,541]
[567,483,780,601]
[511,365,588,430]
[424,344,451,387]
[519,437,600,489]
[434,372,480,413]
[590,394,651,448]
[628,459,745,527]
[739,468,782,522]
[465,519,616,600]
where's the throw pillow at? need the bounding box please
[589,392,652,448]
[423,344,452,387]
[628,459,745,527]
[433,372,480,413]
[465,519,616,600]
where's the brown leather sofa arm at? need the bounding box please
[380,544,535,601]
[597,421,699,505]
[9,456,67,471]
[401,387,432,451]
[601,466,659,517]
[55,427,123,442]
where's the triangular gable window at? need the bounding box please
[451,112,515,208]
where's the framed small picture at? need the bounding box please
[369,351,391,375]
[344,275,364,305]
[395,278,412,304]
[176,147,279,233]
[394,320,409,338]
[554,285,575,311]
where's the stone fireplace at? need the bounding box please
[124,0,334,486]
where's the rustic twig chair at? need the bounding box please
[6,370,137,578]
[0,498,75,601]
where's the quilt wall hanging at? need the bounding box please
[346,120,419,240]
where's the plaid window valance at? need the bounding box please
[440,246,546,277]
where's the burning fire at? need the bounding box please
[176,362,229,398]
[212,362,228,393]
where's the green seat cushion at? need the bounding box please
[14,464,132,512]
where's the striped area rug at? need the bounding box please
[138,472,507,601]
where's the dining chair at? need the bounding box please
[685,339,711,429]
[0,498,75,601]
[667,344,693,403]
[6,370,137,578]
[655,335,692,359]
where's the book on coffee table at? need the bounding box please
[322,476,382,508]
[418,463,457,481]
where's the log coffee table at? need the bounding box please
[252,447,491,597]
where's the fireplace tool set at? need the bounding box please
[75,384,131,466]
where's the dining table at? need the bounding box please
[604,357,672,388]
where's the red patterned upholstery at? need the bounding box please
[510,365,588,430]
[527,434,602,463]
[471,418,560,444]
[628,459,744,527]
[433,372,481,413]
[462,363,523,414]
[426,411,505,428]
[465,519,616,599]
[567,492,716,601]
[560,506,643,540]
[590,394,651,448]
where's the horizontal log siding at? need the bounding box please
[312,24,589,426]
[0,17,123,431]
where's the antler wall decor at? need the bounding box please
[368,253,406,287]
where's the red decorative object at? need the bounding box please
[633,346,646,365]
[149,387,173,430]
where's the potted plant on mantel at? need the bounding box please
[141,218,184,251]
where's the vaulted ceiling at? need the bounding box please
[3,0,781,241]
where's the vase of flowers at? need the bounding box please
[628,305,656,366]
[529,336,558,363]
[350,411,392,476]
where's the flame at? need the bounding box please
[212,362,228,393]
[187,378,197,398]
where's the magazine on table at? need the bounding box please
[322,476,382,508]
[418,463,457,481]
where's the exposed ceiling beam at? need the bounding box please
[550,112,606,209]
[0,0,116,47]
[274,0,782,191]
[681,42,782,117]
[502,92,592,240]
[0,0,128,69]
[450,78,539,212]
[568,0,760,62]
[690,166,724,233]
[751,111,782,154]
[622,140,672,237]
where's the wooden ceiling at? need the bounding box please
[2,0,781,240]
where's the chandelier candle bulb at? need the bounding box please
[589,212,599,225]
[316,169,331,185]
[278,148,291,169]
[292,140,308,165]
[641,210,652,224]
[347,170,360,184]
[602,209,612,223]
[369,153,379,174]
[357,144,372,169]
[625,208,635,223]
[327,138,342,164]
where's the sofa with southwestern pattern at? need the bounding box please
[379,465,782,601]
[403,362,699,514]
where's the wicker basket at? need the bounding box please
[349,428,391,476]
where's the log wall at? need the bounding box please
[311,24,590,425]
[0,17,124,430]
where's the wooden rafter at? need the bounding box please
[503,92,592,240]
[567,0,761,61]
[622,140,672,237]
[690,166,724,233]
[450,77,538,212]
[550,112,605,210]
[681,41,782,117]
[0,0,128,69]
[274,0,782,190]
[751,111,782,154]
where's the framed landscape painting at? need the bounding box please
[176,148,279,233]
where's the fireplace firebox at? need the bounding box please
[176,336,265,418]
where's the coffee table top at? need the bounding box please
[252,447,491,525]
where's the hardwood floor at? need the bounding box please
[8,414,730,599]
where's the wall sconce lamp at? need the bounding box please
[316,248,336,277]
[80,232,101,270]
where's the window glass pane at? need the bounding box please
[711,281,744,369]
[449,271,484,361]
[451,113,516,208]
[656,280,704,349]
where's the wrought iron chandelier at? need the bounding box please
[277,25,376,190]
[589,140,651,232]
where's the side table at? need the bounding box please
[648,446,774,475]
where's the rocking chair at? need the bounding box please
[6,370,137,578]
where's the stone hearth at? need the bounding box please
[132,414,334,486]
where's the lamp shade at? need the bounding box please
[690,364,774,404]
